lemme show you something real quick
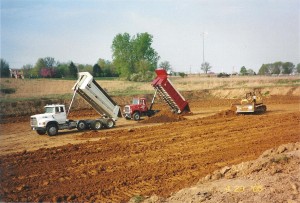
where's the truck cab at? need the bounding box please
[30,104,69,136]
[123,98,149,121]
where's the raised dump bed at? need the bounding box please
[73,72,122,120]
[151,69,190,113]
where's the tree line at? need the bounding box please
[0,32,162,80]
[1,31,299,79]
[0,57,118,79]
[257,62,299,75]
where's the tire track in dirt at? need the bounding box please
[0,110,299,202]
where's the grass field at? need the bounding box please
[0,75,299,102]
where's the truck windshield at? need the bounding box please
[45,107,55,113]
[132,98,139,105]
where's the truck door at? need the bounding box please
[53,107,66,124]
[140,99,147,111]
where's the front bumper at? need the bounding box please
[123,113,131,119]
[31,126,46,131]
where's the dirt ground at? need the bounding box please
[0,95,299,202]
[143,142,300,203]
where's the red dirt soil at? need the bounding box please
[141,110,186,124]
[0,96,299,202]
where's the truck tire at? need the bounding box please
[77,120,87,131]
[47,124,58,136]
[106,118,115,129]
[36,130,46,135]
[91,120,102,130]
[133,112,140,121]
[263,105,267,112]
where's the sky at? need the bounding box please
[1,0,299,73]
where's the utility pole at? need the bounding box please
[200,32,208,72]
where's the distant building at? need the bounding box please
[10,69,24,79]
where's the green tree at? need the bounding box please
[132,33,159,71]
[112,33,133,77]
[98,59,117,77]
[0,59,10,77]
[22,64,33,78]
[159,61,171,72]
[271,61,282,74]
[282,62,294,74]
[43,57,57,68]
[201,62,211,74]
[296,63,300,73]
[247,69,256,75]
[69,62,78,78]
[240,66,248,75]
[258,64,270,75]
[178,72,187,78]
[56,63,69,78]
[111,32,160,78]
[33,58,46,77]
[93,64,102,77]
[136,59,151,74]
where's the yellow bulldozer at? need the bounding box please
[234,89,267,114]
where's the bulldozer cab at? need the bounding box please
[242,89,263,105]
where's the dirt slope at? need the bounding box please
[143,142,299,203]
[0,108,299,202]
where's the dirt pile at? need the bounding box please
[209,109,237,119]
[141,110,186,123]
[143,142,300,203]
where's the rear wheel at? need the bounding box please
[36,130,46,135]
[133,112,140,121]
[77,120,87,131]
[91,120,102,130]
[106,119,115,128]
[46,124,58,136]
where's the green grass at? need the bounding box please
[131,195,145,203]
[0,84,17,94]
[111,89,153,96]
[264,91,270,96]
[0,89,155,103]
[0,93,72,103]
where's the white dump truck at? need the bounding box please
[30,72,122,136]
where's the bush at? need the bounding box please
[217,73,230,78]
[1,88,16,94]
[178,72,187,78]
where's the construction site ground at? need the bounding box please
[0,94,299,202]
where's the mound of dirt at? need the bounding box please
[141,110,186,124]
[209,109,237,119]
[142,142,300,203]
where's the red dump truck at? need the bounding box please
[123,69,190,120]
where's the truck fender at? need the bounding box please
[46,121,59,129]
